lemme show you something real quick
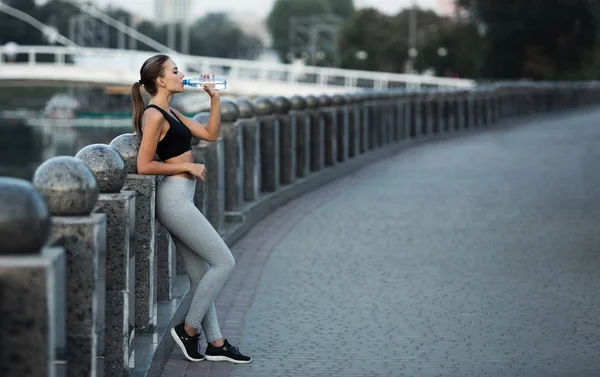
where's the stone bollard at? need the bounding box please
[33,156,107,377]
[306,95,324,172]
[234,98,260,203]
[381,92,394,145]
[217,99,242,213]
[406,92,418,138]
[400,92,412,140]
[434,91,446,134]
[289,95,310,179]
[331,94,349,163]
[444,91,457,133]
[110,133,157,333]
[357,93,370,151]
[317,95,337,167]
[387,92,397,143]
[253,97,279,193]
[192,112,225,234]
[0,177,67,377]
[345,94,360,159]
[365,93,379,149]
[272,96,296,185]
[75,143,136,377]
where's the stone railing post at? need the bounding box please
[189,117,208,216]
[318,95,338,167]
[234,98,260,203]
[306,95,324,172]
[344,94,359,159]
[191,112,225,234]
[218,99,242,213]
[427,92,439,135]
[356,93,370,152]
[366,93,379,149]
[0,177,67,377]
[441,91,453,133]
[75,144,136,377]
[383,93,396,144]
[272,96,296,186]
[253,97,279,193]
[289,95,310,179]
[110,133,157,333]
[33,156,107,377]
[331,94,349,163]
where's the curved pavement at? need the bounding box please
[164,108,600,377]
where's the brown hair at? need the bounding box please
[131,54,171,135]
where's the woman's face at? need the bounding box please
[160,59,185,93]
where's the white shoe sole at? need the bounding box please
[170,328,204,362]
[204,355,252,364]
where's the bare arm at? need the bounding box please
[173,88,221,142]
[136,109,190,175]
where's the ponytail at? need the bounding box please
[131,82,145,135]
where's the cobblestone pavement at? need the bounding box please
[162,109,600,377]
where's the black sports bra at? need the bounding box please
[146,104,192,161]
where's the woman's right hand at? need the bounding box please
[186,163,207,181]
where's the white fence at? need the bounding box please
[0,45,476,96]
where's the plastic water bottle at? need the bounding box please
[183,73,227,90]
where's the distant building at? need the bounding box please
[154,0,191,23]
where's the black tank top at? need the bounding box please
[146,104,192,161]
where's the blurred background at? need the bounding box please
[1,0,599,180]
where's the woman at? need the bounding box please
[132,54,251,364]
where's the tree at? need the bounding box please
[456,0,597,80]
[267,0,331,63]
[340,8,407,72]
[328,0,355,20]
[0,0,46,46]
[413,22,485,78]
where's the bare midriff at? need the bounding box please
[163,150,194,180]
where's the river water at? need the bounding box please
[0,85,211,181]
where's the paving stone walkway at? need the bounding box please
[161,109,600,377]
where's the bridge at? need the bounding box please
[1,82,599,377]
[0,45,475,97]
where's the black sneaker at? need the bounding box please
[170,323,204,362]
[204,339,252,364]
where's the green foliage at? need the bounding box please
[340,8,407,72]
[267,0,331,62]
[0,0,45,45]
[0,0,263,60]
[414,22,485,78]
[456,0,597,80]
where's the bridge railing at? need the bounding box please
[1,82,599,377]
[0,45,476,91]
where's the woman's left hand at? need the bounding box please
[203,85,220,100]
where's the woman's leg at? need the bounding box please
[159,177,251,363]
[172,236,223,343]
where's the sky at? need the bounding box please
[88,0,447,21]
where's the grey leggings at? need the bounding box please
[156,176,235,342]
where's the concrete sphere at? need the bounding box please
[289,95,307,110]
[253,97,275,116]
[32,156,100,216]
[109,133,141,174]
[272,96,291,114]
[75,143,127,193]
[220,98,240,122]
[318,94,332,107]
[235,97,255,118]
[305,95,318,109]
[0,177,50,255]
[332,94,345,106]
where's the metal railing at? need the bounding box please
[0,45,477,90]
